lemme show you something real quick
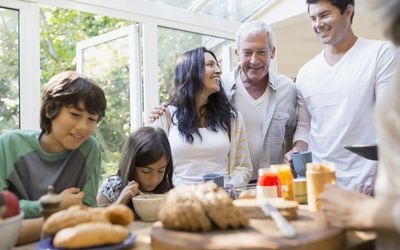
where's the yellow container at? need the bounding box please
[306,162,336,211]
[293,177,307,204]
[270,164,293,200]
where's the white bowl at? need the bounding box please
[0,212,23,250]
[132,194,165,222]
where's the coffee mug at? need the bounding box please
[292,151,313,177]
[202,173,224,187]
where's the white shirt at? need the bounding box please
[167,108,230,186]
[235,77,270,180]
[294,38,399,189]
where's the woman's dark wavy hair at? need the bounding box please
[169,47,237,143]
[117,127,173,200]
[307,0,355,23]
[40,71,107,134]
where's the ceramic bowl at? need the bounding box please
[132,194,165,222]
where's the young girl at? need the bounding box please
[97,126,173,207]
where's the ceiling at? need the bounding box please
[146,0,272,21]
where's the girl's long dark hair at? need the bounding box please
[117,127,173,197]
[170,47,236,143]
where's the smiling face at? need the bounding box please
[40,101,98,153]
[308,1,353,46]
[200,52,222,97]
[236,31,275,84]
[134,155,167,192]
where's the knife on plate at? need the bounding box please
[261,201,296,238]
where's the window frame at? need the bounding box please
[3,0,240,130]
[0,0,40,130]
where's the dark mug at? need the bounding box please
[202,173,224,187]
[292,151,313,177]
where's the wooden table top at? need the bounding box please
[13,209,375,250]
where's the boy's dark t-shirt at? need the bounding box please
[0,130,101,218]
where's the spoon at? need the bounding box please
[137,189,148,198]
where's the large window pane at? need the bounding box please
[80,36,132,181]
[157,27,236,103]
[40,5,134,181]
[0,7,19,133]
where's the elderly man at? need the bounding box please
[287,0,399,192]
[222,21,296,182]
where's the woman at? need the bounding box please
[97,127,173,208]
[156,47,252,187]
[319,1,400,249]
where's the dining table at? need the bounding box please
[13,205,376,250]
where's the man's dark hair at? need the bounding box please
[307,0,355,23]
[40,71,107,134]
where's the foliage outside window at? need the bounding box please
[0,8,19,133]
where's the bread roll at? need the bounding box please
[42,205,92,235]
[53,222,129,248]
[42,204,134,235]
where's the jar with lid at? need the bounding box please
[256,167,281,201]
[271,164,293,200]
[39,185,61,220]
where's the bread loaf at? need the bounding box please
[53,222,129,248]
[42,204,134,235]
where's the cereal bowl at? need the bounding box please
[132,194,165,222]
[0,212,23,250]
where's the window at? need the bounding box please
[76,25,141,180]
[40,5,135,180]
[0,7,19,133]
[157,27,236,103]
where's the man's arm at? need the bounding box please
[147,104,167,124]
[375,42,399,101]
[284,87,310,162]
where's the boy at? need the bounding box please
[0,71,106,243]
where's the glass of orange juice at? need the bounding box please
[306,162,336,211]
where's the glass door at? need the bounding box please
[76,24,141,178]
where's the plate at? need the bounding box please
[344,144,378,161]
[36,232,136,250]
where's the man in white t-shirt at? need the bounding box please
[286,0,399,192]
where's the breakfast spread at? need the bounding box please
[42,204,134,248]
[159,182,249,232]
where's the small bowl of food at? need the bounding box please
[233,184,257,199]
[132,194,165,222]
[0,212,24,249]
[0,190,22,250]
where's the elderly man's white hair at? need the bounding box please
[235,21,276,50]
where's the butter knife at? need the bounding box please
[261,202,296,238]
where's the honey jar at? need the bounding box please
[256,167,281,201]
